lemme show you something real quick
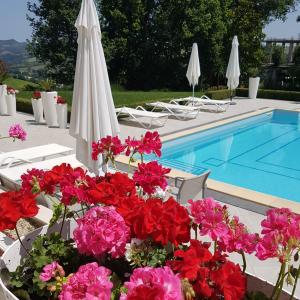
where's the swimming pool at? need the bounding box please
[150,109,300,203]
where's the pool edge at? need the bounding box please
[162,107,300,214]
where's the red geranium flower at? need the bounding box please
[125,197,191,246]
[168,240,246,300]
[32,91,41,99]
[133,161,170,194]
[211,261,246,300]
[0,191,38,231]
[92,136,124,162]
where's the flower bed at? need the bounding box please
[0,131,299,300]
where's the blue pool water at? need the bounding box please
[149,110,300,202]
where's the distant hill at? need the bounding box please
[0,39,45,81]
[0,39,29,66]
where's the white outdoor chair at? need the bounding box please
[178,95,231,112]
[168,170,211,205]
[116,106,169,128]
[0,144,73,168]
[147,100,200,120]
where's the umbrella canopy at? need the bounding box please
[186,43,201,97]
[69,0,120,174]
[226,36,240,91]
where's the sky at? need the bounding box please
[0,1,299,42]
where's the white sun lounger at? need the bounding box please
[0,144,73,168]
[177,95,231,112]
[0,154,83,191]
[116,106,169,128]
[147,100,200,120]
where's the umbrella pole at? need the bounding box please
[230,88,232,102]
[192,85,195,106]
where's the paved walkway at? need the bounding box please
[1,97,300,297]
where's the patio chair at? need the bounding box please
[176,95,231,112]
[116,106,169,128]
[0,144,73,168]
[147,100,200,120]
[168,170,211,205]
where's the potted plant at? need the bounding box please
[0,131,299,300]
[56,96,68,129]
[5,86,18,116]
[0,83,7,115]
[31,91,44,123]
[40,79,58,127]
[248,67,260,99]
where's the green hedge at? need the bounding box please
[15,89,231,117]
[236,88,300,101]
[206,89,231,100]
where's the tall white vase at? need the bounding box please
[0,85,8,115]
[31,98,44,123]
[248,77,260,99]
[56,103,68,128]
[41,91,58,127]
[5,94,16,116]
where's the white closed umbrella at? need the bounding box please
[186,43,201,98]
[226,36,240,101]
[69,0,120,174]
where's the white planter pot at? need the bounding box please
[0,85,8,115]
[41,91,58,127]
[56,103,68,129]
[5,95,16,116]
[0,220,77,300]
[31,99,44,123]
[248,77,260,99]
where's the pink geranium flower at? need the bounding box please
[189,198,229,241]
[133,161,170,194]
[92,135,124,161]
[120,266,183,300]
[8,124,27,141]
[59,262,112,300]
[39,261,65,282]
[138,131,162,157]
[73,206,130,258]
[256,208,300,262]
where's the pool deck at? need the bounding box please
[1,96,300,297]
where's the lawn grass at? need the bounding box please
[3,77,39,90]
[17,90,206,108]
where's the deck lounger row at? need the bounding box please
[147,100,201,120]
[0,144,73,168]
[176,95,231,112]
[116,106,169,128]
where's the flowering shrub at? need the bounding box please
[32,90,42,99]
[3,132,300,300]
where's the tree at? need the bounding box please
[272,45,284,66]
[27,0,82,84]
[0,60,8,84]
[100,0,229,89]
[226,0,299,79]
